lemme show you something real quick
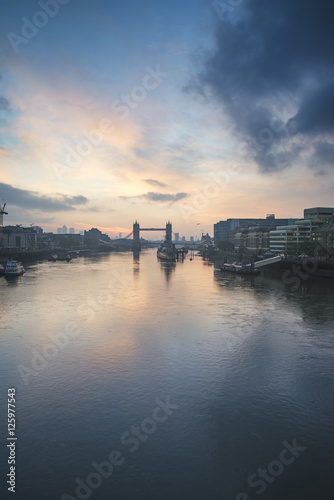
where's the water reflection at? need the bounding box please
[132,250,140,277]
[214,266,334,328]
[1,249,334,499]
[132,250,140,262]
[159,260,176,283]
[4,275,24,286]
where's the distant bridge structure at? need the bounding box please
[129,221,172,249]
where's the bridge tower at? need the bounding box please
[166,221,172,241]
[132,221,141,250]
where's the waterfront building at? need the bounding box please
[62,225,68,234]
[304,207,334,223]
[269,208,334,254]
[69,228,75,234]
[214,220,230,243]
[312,218,334,255]
[270,219,322,254]
[229,226,271,252]
[84,227,111,244]
[214,215,296,244]
[57,228,62,234]
[31,226,43,234]
[2,226,37,250]
[246,227,271,252]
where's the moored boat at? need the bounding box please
[0,264,4,276]
[221,262,260,275]
[57,253,72,262]
[157,241,177,261]
[4,261,25,276]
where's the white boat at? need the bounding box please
[4,261,25,276]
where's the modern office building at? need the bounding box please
[314,219,334,254]
[69,228,75,234]
[57,228,62,235]
[269,208,334,254]
[270,220,321,253]
[214,215,296,244]
[304,207,334,223]
[214,220,231,244]
[62,225,68,234]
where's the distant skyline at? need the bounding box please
[1,0,334,237]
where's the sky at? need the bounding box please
[1,0,334,237]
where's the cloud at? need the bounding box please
[88,206,116,213]
[0,97,9,110]
[142,192,187,202]
[310,142,334,172]
[289,83,334,135]
[190,0,334,173]
[0,182,88,212]
[143,178,167,188]
[120,192,188,203]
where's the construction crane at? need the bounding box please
[0,195,8,248]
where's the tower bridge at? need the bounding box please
[131,221,172,249]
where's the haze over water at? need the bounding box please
[1,249,334,499]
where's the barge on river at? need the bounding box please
[221,263,260,275]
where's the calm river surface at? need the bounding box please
[1,249,334,500]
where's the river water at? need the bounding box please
[1,249,334,500]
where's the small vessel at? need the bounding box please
[48,254,58,262]
[0,264,5,276]
[57,253,72,262]
[221,262,260,275]
[157,241,177,261]
[4,261,25,276]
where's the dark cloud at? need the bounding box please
[0,182,88,212]
[142,192,187,202]
[0,97,9,110]
[191,0,334,173]
[120,192,188,203]
[143,179,167,188]
[289,83,334,135]
[310,142,334,172]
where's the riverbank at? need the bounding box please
[211,250,334,279]
[0,246,116,264]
